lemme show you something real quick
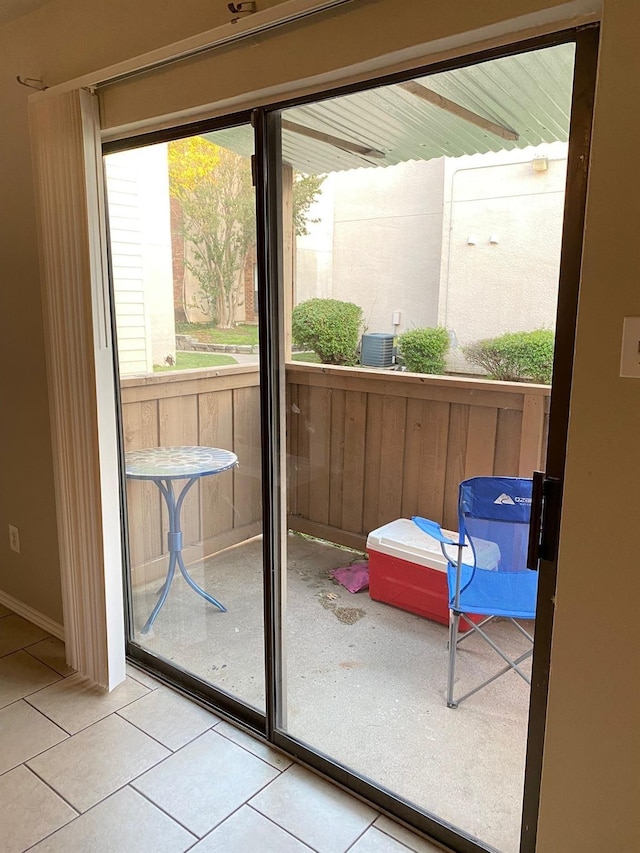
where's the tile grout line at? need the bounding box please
[374,819,451,853]
[114,707,219,753]
[120,783,201,843]
[1,645,62,672]
[0,703,70,778]
[342,814,380,852]
[22,675,156,737]
[22,684,79,737]
[21,762,81,816]
[212,723,291,771]
[132,780,240,844]
[5,621,443,853]
[245,801,320,851]
[23,644,76,678]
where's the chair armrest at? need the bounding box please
[412,516,460,546]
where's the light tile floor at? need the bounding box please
[0,608,444,853]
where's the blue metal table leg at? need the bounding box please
[176,549,227,611]
[172,477,226,612]
[142,550,177,633]
[140,475,226,632]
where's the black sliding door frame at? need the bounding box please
[107,108,270,737]
[106,22,599,853]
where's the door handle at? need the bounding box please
[527,471,545,570]
[527,472,562,569]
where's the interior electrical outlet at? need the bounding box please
[9,524,20,554]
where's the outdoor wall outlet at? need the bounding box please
[8,524,20,554]
[620,317,640,377]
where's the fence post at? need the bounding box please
[519,393,545,476]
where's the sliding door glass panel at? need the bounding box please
[282,43,575,852]
[105,126,265,711]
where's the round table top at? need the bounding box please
[125,446,239,480]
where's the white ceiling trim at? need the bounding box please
[32,0,601,109]
[30,0,356,96]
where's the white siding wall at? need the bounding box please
[105,145,175,376]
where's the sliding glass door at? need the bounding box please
[103,26,596,853]
[276,38,580,853]
[105,121,266,717]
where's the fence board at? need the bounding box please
[122,366,259,403]
[465,406,498,478]
[121,399,162,572]
[415,399,450,523]
[378,395,407,525]
[494,408,521,475]
[519,393,545,476]
[401,397,425,520]
[286,364,544,409]
[328,388,346,530]
[308,385,332,525]
[199,389,235,539]
[159,394,200,548]
[286,382,299,518]
[233,385,262,527]
[341,390,367,533]
[443,404,469,529]
[295,383,311,521]
[362,394,383,534]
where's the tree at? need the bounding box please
[292,173,325,236]
[169,137,325,328]
[169,138,254,329]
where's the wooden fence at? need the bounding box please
[286,364,549,548]
[121,365,262,586]
[121,363,550,580]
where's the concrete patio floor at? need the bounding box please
[132,533,532,853]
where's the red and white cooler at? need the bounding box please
[366,518,499,628]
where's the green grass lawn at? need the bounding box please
[176,322,259,346]
[154,352,237,372]
[290,352,321,363]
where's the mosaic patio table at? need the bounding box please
[125,446,239,633]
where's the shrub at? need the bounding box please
[291,298,364,365]
[463,329,554,384]
[397,327,449,374]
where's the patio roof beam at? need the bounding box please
[398,81,519,142]
[281,119,386,160]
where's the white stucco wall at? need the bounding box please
[105,144,175,375]
[295,173,336,302]
[294,146,566,363]
[295,159,446,336]
[440,142,567,372]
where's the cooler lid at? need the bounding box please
[366,518,500,570]
[366,518,454,570]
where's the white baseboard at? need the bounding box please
[0,589,65,641]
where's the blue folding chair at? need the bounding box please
[413,476,538,708]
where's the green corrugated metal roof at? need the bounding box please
[205,42,575,173]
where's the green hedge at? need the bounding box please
[463,329,554,384]
[291,298,364,366]
[397,327,449,374]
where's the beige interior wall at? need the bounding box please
[536,1,640,847]
[1,0,638,850]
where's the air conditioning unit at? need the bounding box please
[360,333,394,368]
